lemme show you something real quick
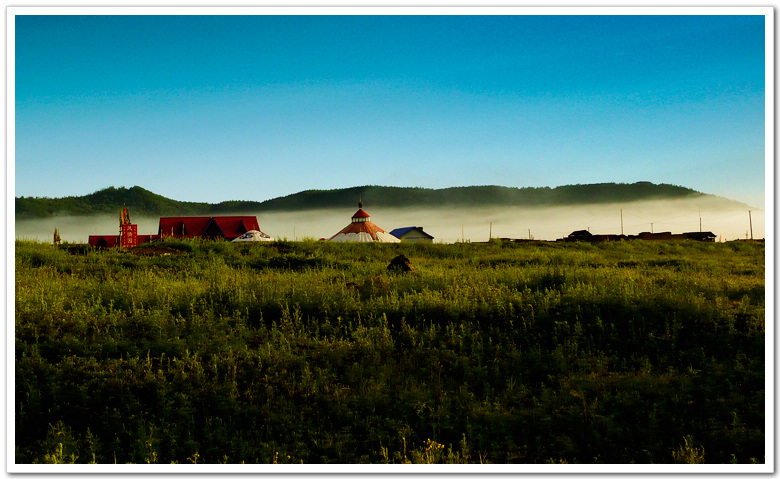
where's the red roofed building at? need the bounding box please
[88,235,122,248]
[88,208,267,247]
[329,202,400,243]
[158,216,261,240]
[88,234,156,248]
[89,205,154,247]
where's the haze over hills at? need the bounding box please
[14,182,751,220]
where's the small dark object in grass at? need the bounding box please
[61,244,91,255]
[387,254,414,272]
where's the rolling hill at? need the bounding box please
[15,182,749,219]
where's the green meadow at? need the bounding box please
[14,238,765,464]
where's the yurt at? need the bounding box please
[232,230,274,242]
[329,202,401,243]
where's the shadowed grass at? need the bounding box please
[15,239,765,464]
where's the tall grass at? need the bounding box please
[15,238,765,464]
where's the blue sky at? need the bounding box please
[13,12,768,207]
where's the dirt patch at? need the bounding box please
[128,246,187,256]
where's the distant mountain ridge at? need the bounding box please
[15,182,748,219]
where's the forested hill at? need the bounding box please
[15,182,746,219]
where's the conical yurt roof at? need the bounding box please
[328,202,400,243]
[232,229,274,242]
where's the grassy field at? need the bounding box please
[14,238,765,464]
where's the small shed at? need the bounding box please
[637,232,674,241]
[564,230,593,242]
[682,231,716,242]
[389,226,434,244]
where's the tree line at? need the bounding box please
[15,182,742,220]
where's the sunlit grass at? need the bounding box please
[15,238,765,464]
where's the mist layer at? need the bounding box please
[15,198,764,244]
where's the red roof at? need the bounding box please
[88,235,120,248]
[157,216,260,239]
[213,217,260,237]
[352,209,371,219]
[329,220,387,240]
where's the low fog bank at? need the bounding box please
[15,215,162,245]
[15,198,765,245]
[258,198,762,243]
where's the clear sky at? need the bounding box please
[12,10,768,208]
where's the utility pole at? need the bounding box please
[528,228,531,240]
[699,211,702,232]
[620,209,624,235]
[748,211,754,240]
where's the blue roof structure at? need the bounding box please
[389,226,434,239]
